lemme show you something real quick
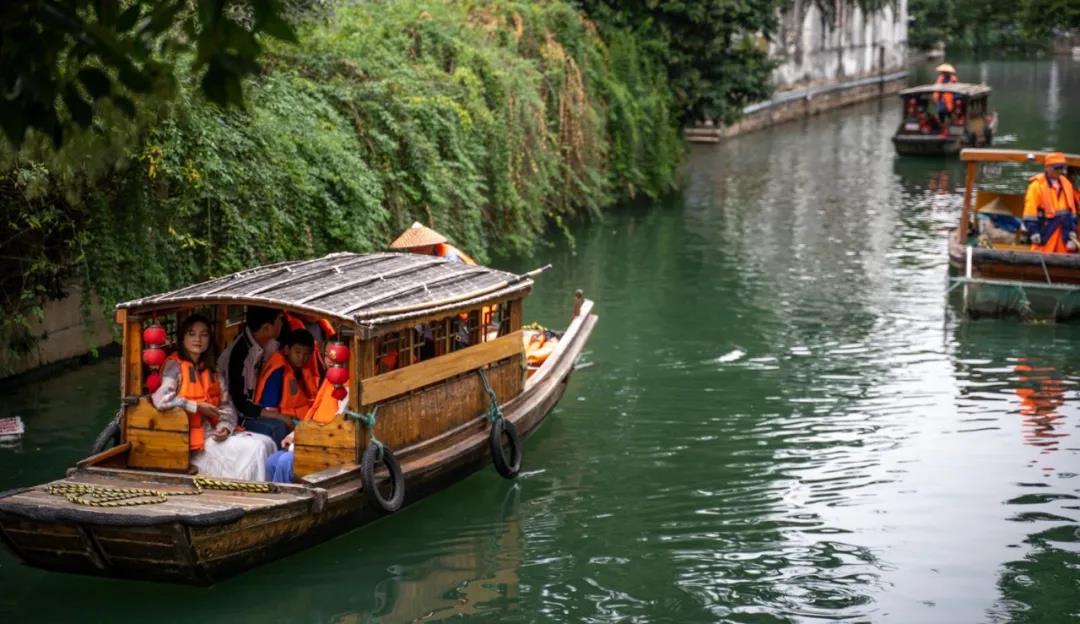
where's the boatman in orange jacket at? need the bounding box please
[932,63,958,125]
[1023,152,1078,254]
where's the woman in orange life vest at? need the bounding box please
[151,314,276,481]
[254,329,319,423]
[932,63,958,125]
[264,373,350,483]
[1023,152,1079,254]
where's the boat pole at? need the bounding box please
[958,161,976,243]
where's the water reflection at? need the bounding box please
[1013,360,1069,454]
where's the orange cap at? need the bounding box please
[1045,152,1066,166]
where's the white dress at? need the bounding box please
[151,358,275,481]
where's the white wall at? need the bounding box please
[771,0,908,90]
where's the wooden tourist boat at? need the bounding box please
[0,252,597,584]
[892,83,997,156]
[948,149,1080,320]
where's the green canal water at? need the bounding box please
[1,59,1079,622]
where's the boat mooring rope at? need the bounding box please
[46,476,275,508]
[344,406,385,460]
[477,369,503,423]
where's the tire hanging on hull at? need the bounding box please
[361,443,405,513]
[489,418,522,479]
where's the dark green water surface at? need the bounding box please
[2,59,1079,623]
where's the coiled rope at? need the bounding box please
[47,476,275,508]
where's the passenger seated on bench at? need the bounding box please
[265,379,349,483]
[254,329,319,425]
[152,314,275,481]
[218,306,290,446]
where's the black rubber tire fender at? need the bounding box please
[361,443,405,513]
[90,416,122,455]
[489,418,522,479]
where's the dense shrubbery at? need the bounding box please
[578,0,783,124]
[0,1,681,364]
[909,0,1080,52]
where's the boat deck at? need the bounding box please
[0,469,318,527]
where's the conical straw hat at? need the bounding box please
[935,63,956,74]
[389,222,448,249]
[979,197,1014,216]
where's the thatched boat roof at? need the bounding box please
[898,83,992,98]
[116,252,532,329]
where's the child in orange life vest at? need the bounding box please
[254,329,318,424]
[151,314,275,481]
[265,378,349,483]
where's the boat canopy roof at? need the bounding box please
[116,252,532,328]
[898,83,992,98]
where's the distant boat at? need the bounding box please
[947,149,1080,320]
[893,83,997,156]
[0,252,598,584]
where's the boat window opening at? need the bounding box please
[376,331,404,374]
[432,317,451,357]
[483,302,512,342]
[467,309,481,346]
[410,322,434,363]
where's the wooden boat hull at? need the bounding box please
[947,230,1080,320]
[892,133,966,156]
[893,114,997,156]
[0,308,597,585]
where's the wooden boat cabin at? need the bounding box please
[0,252,598,584]
[892,83,996,156]
[948,149,1080,319]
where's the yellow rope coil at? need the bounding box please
[46,477,275,507]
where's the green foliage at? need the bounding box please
[578,0,785,124]
[0,0,681,366]
[909,0,1080,51]
[0,0,297,148]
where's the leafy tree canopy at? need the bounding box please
[0,0,296,148]
[577,0,785,124]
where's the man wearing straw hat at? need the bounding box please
[932,63,959,125]
[1023,152,1078,254]
[389,221,477,265]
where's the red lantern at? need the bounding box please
[145,371,162,393]
[331,386,348,401]
[326,366,349,386]
[326,342,350,365]
[142,324,166,346]
[142,347,167,368]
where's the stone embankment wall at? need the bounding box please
[688,0,909,142]
[0,286,114,379]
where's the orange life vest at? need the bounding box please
[933,74,956,112]
[283,312,336,378]
[378,348,399,373]
[167,353,221,451]
[434,243,477,265]
[254,351,318,419]
[1025,173,1077,220]
[305,379,346,424]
